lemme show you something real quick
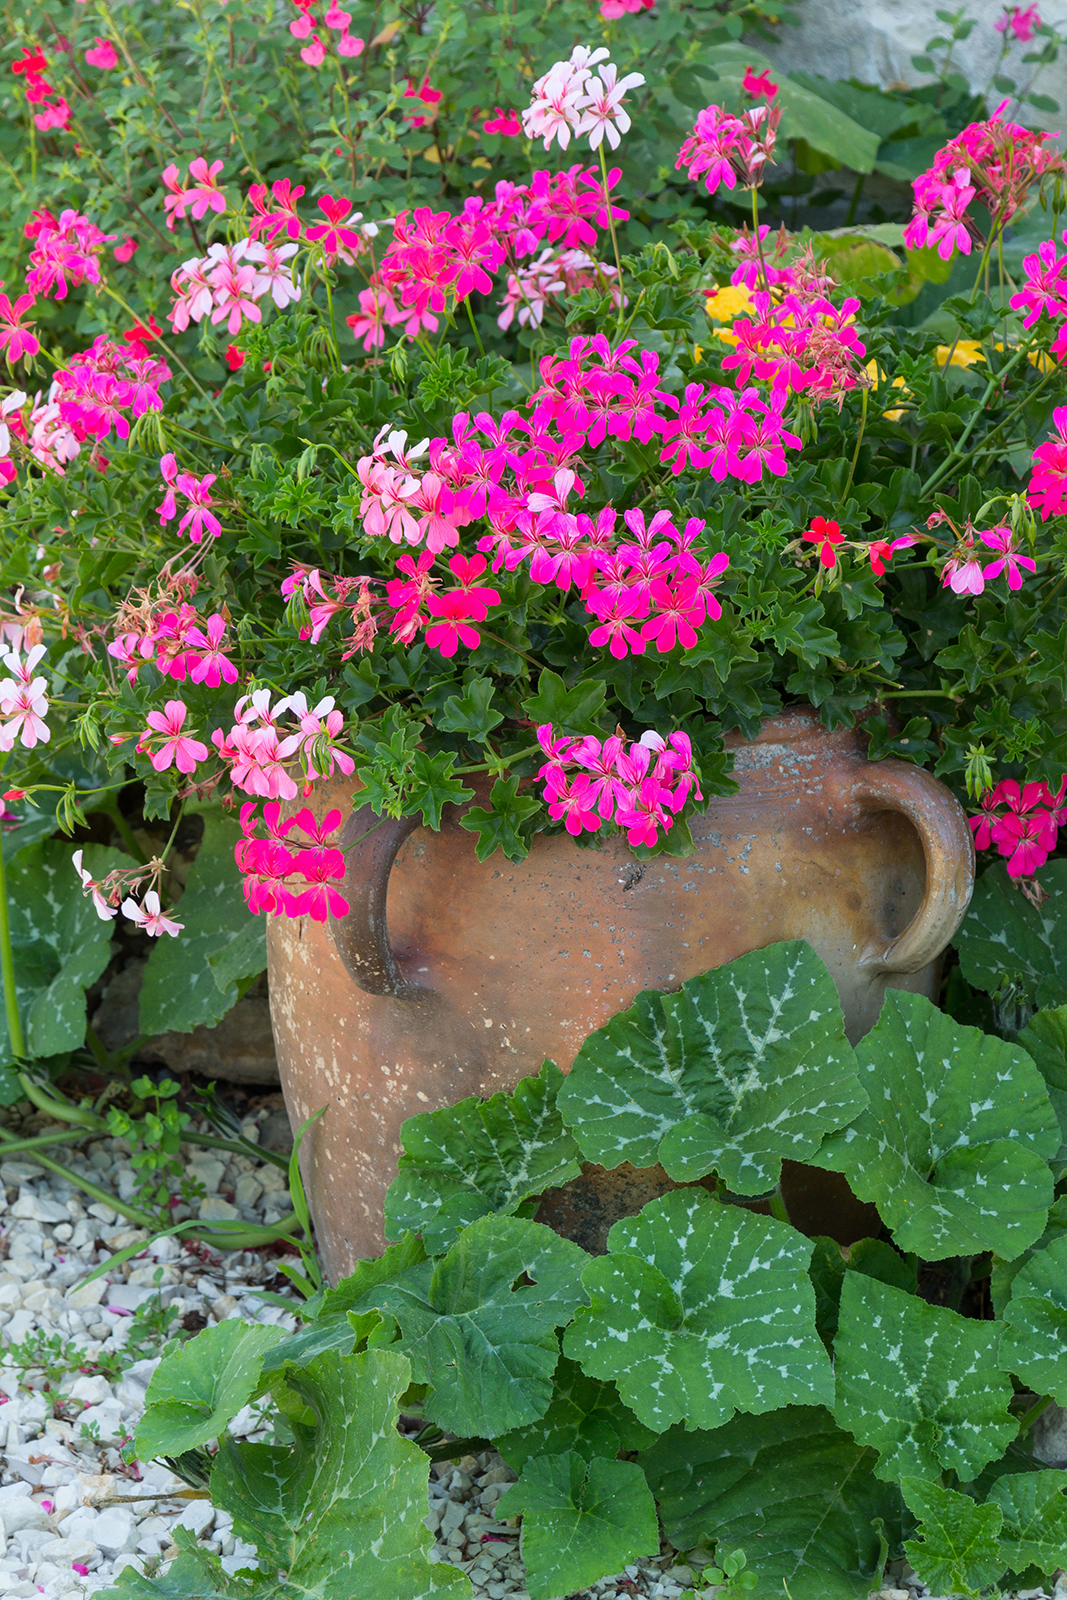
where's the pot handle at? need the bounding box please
[849,760,975,974]
[328,804,424,999]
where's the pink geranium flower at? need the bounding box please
[85,36,118,68]
[121,889,183,937]
[0,293,39,363]
[139,700,209,773]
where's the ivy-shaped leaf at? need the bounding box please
[1018,1007,1067,1176]
[563,1188,832,1433]
[1000,1234,1067,1406]
[436,676,505,742]
[457,775,541,863]
[813,990,1058,1259]
[136,1320,286,1461]
[557,941,866,1195]
[261,1234,426,1375]
[384,1061,583,1255]
[209,1349,467,1598]
[834,1275,1016,1484]
[520,668,607,734]
[988,1470,1067,1575]
[367,1214,589,1437]
[954,860,1067,1010]
[495,1356,657,1472]
[900,1477,1005,1600]
[641,1405,899,1600]
[496,1452,659,1600]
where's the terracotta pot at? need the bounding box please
[267,708,974,1280]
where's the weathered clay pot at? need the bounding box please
[267,708,974,1280]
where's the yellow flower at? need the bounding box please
[704,283,757,322]
[936,340,985,369]
[865,359,910,422]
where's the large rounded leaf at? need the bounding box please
[563,1188,832,1433]
[1000,1234,1067,1405]
[954,860,1067,1011]
[557,940,866,1195]
[812,990,1058,1259]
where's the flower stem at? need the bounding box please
[840,387,869,508]
[464,296,486,357]
[598,142,625,329]
[750,187,769,295]
[0,834,26,1060]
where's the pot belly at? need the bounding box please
[267,797,931,1274]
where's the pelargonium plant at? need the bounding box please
[2,7,1067,1072]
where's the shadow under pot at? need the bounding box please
[266,707,975,1279]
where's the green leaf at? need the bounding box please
[262,1234,426,1373]
[833,1275,1016,1484]
[988,1469,1067,1575]
[563,1188,832,1433]
[206,918,268,995]
[136,1320,286,1460]
[93,1525,261,1597]
[211,1349,467,1598]
[368,1214,590,1437]
[457,775,541,863]
[404,750,473,832]
[436,676,505,742]
[140,809,264,1034]
[384,1060,583,1254]
[900,1477,1004,1599]
[641,1406,899,1600]
[1017,1007,1067,1173]
[495,1452,659,1600]
[954,861,1067,1010]
[520,668,607,734]
[495,1356,656,1472]
[3,841,126,1058]
[990,1195,1067,1314]
[557,941,866,1195]
[1000,1235,1067,1406]
[812,990,1057,1259]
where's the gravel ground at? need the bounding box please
[0,1108,1062,1600]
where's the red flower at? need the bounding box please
[803,516,844,568]
[225,345,246,371]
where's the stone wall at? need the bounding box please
[758,0,1067,121]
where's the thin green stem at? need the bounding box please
[464,296,486,358]
[598,141,625,328]
[840,387,869,508]
[0,830,26,1059]
[921,345,1032,496]
[1016,1394,1053,1434]
[0,1122,160,1229]
[750,187,769,295]
[767,1190,790,1225]
[321,271,344,375]
[185,1129,289,1172]
[97,281,226,424]
[0,1125,92,1158]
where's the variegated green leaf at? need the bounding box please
[385,1061,582,1254]
[1000,1234,1067,1405]
[367,1213,589,1437]
[641,1406,900,1600]
[496,1452,659,1600]
[563,1188,832,1433]
[495,1356,656,1472]
[988,1469,1067,1575]
[556,941,866,1194]
[901,1477,1004,1599]
[1018,1007,1067,1176]
[136,1320,287,1461]
[813,990,1058,1259]
[834,1274,1016,1484]
[954,861,1067,1010]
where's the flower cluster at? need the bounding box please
[1010,233,1067,359]
[676,98,782,197]
[537,725,701,847]
[26,208,114,300]
[236,803,350,921]
[522,44,645,153]
[970,776,1067,879]
[109,603,238,687]
[1029,405,1067,519]
[287,0,364,67]
[347,167,628,348]
[0,644,50,751]
[795,516,917,577]
[157,453,221,542]
[11,41,70,132]
[212,690,354,799]
[0,292,40,366]
[714,282,868,406]
[72,849,184,937]
[996,4,1041,41]
[168,239,300,337]
[904,106,1064,258]
[6,337,172,476]
[939,522,1037,595]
